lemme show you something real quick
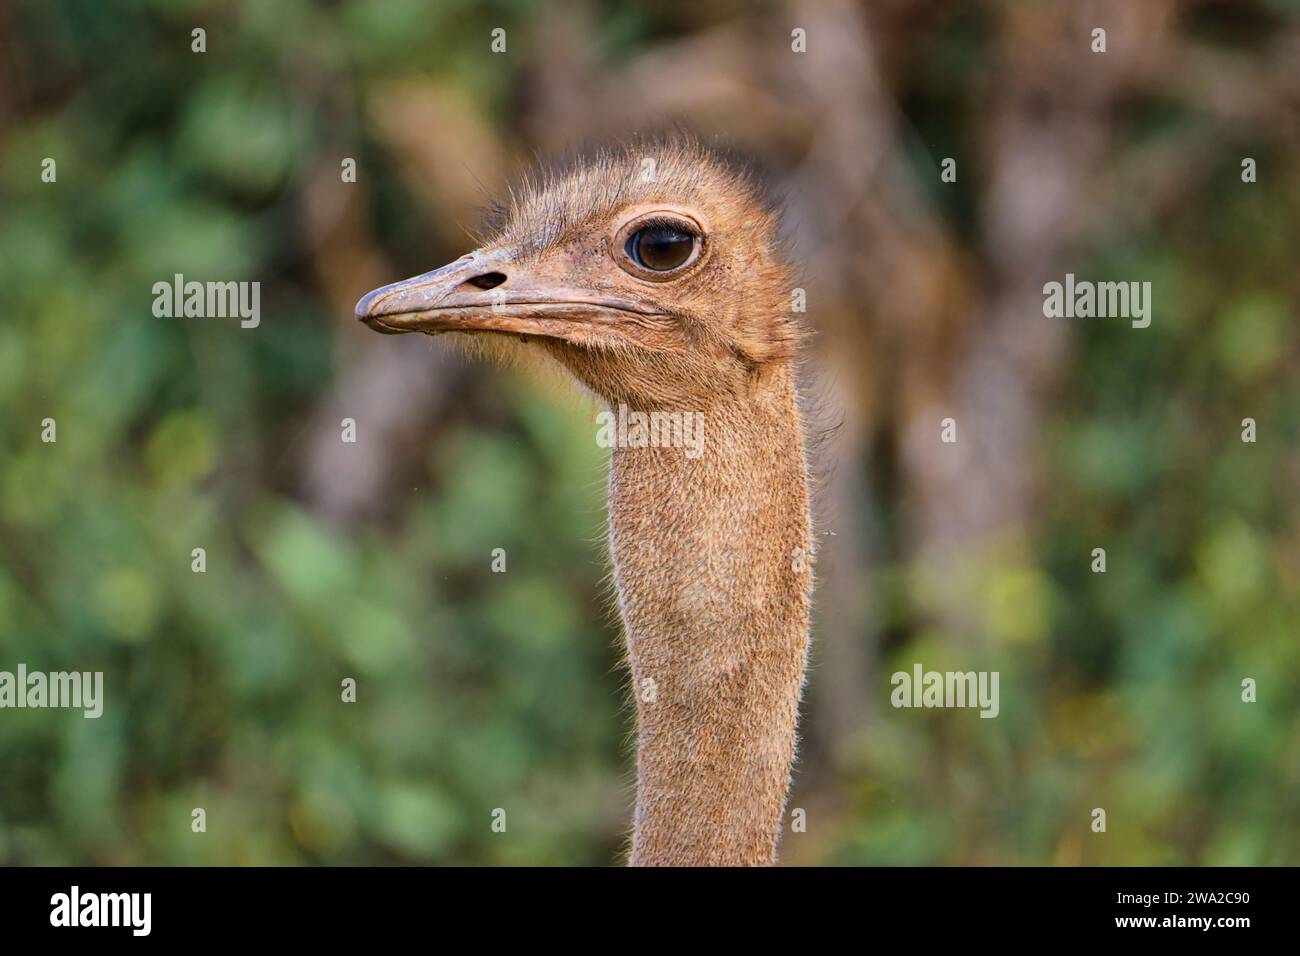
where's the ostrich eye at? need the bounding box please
[625,224,695,272]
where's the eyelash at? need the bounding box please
[635,217,697,238]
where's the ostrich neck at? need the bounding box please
[605,367,812,866]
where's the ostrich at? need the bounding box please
[356,139,813,866]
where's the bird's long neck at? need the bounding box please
[605,365,812,866]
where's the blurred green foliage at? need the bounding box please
[1,0,1298,865]
[0,0,627,865]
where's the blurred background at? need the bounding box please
[2,0,1299,865]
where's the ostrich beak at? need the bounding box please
[355,250,665,340]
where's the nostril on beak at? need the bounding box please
[465,272,507,290]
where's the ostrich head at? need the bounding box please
[356,139,800,407]
[355,138,814,866]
